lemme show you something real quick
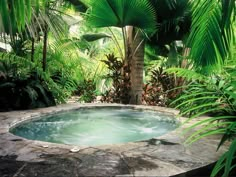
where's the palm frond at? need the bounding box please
[82,33,111,42]
[148,0,191,45]
[211,137,236,177]
[0,0,69,43]
[172,68,236,176]
[0,0,44,34]
[166,68,208,82]
[187,0,235,73]
[86,0,156,29]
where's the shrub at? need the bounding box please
[101,53,131,104]
[0,53,67,111]
[143,67,183,106]
[169,68,236,177]
[74,80,97,103]
[0,59,56,111]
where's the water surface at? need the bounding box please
[11,108,179,146]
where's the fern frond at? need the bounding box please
[166,68,208,82]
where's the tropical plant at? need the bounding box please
[0,0,73,72]
[74,79,97,103]
[100,53,133,104]
[0,53,57,111]
[148,0,191,46]
[34,39,83,96]
[187,0,236,73]
[168,1,236,175]
[85,0,157,104]
[85,0,192,104]
[143,67,184,106]
[169,69,229,116]
[168,67,236,177]
[142,83,163,106]
[101,54,123,103]
[0,0,43,34]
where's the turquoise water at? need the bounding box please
[11,108,179,146]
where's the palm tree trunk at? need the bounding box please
[128,28,145,105]
[120,27,132,104]
[31,38,35,62]
[42,26,48,71]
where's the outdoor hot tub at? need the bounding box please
[0,103,228,176]
[10,107,179,146]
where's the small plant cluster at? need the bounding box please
[101,53,131,104]
[143,67,183,106]
[74,80,97,103]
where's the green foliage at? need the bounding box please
[35,36,108,102]
[176,1,236,175]
[170,67,236,177]
[166,67,207,82]
[0,0,70,46]
[86,0,156,29]
[101,53,131,104]
[0,0,32,33]
[211,138,236,177]
[0,0,48,35]
[81,33,111,42]
[187,0,235,73]
[0,53,57,110]
[143,67,183,106]
[75,80,97,103]
[33,39,84,97]
[148,0,191,45]
[170,69,234,117]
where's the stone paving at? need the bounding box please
[0,103,229,177]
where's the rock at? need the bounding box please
[70,147,80,153]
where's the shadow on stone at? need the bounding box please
[124,156,158,170]
[147,138,179,146]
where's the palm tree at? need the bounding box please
[86,0,192,104]
[131,0,191,104]
[86,0,157,104]
[128,27,146,104]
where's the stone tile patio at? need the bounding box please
[0,103,228,177]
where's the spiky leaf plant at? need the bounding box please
[168,67,236,177]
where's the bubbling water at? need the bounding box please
[11,108,179,146]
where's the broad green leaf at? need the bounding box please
[82,33,111,42]
[86,0,156,29]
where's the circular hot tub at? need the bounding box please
[10,107,179,146]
